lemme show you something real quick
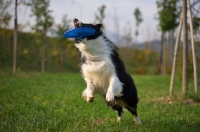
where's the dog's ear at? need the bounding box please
[96,24,102,29]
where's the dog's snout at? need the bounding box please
[73,18,81,28]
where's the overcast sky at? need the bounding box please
[17,0,160,42]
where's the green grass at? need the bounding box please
[0,71,200,132]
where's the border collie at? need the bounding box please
[73,18,141,124]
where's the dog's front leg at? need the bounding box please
[106,75,123,102]
[82,81,94,103]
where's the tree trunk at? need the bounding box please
[182,0,188,97]
[162,34,166,76]
[41,34,46,73]
[158,31,164,74]
[13,0,18,74]
[169,29,175,66]
[187,0,198,96]
[170,13,183,97]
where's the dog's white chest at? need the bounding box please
[82,59,115,93]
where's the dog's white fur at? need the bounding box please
[134,115,142,124]
[75,36,123,102]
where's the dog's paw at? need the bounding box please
[117,116,123,122]
[105,92,114,102]
[134,116,142,124]
[86,96,94,103]
[82,89,94,103]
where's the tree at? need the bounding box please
[54,14,71,68]
[25,0,54,72]
[94,5,106,29]
[170,13,183,96]
[182,0,188,97]
[13,0,18,74]
[170,0,198,97]
[0,0,12,28]
[187,0,198,97]
[112,6,120,44]
[0,0,12,73]
[55,14,71,40]
[157,0,179,31]
[156,0,179,74]
[133,7,143,42]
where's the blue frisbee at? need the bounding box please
[64,27,95,39]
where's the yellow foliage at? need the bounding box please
[23,49,28,54]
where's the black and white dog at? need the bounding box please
[73,19,141,124]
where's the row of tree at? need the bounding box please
[1,0,200,75]
[0,0,157,74]
[0,0,146,74]
[156,0,200,75]
[0,27,160,74]
[1,0,72,73]
[156,0,200,97]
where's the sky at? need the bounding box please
[17,0,160,42]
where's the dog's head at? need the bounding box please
[73,18,103,43]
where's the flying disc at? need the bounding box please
[64,27,95,39]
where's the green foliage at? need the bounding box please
[0,72,200,131]
[133,7,143,37]
[156,0,179,31]
[134,8,143,27]
[0,0,12,28]
[54,14,71,41]
[193,17,200,34]
[119,47,158,75]
[177,41,200,80]
[25,0,54,35]
[94,5,106,29]
[0,29,80,72]
[0,28,160,74]
[0,28,13,68]
[24,0,54,72]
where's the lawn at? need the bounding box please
[0,71,200,132]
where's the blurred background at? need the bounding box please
[0,0,200,77]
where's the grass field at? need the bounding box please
[0,71,200,132]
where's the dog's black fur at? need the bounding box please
[73,18,140,123]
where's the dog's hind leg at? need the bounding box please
[125,105,142,124]
[112,105,123,122]
[133,114,142,124]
